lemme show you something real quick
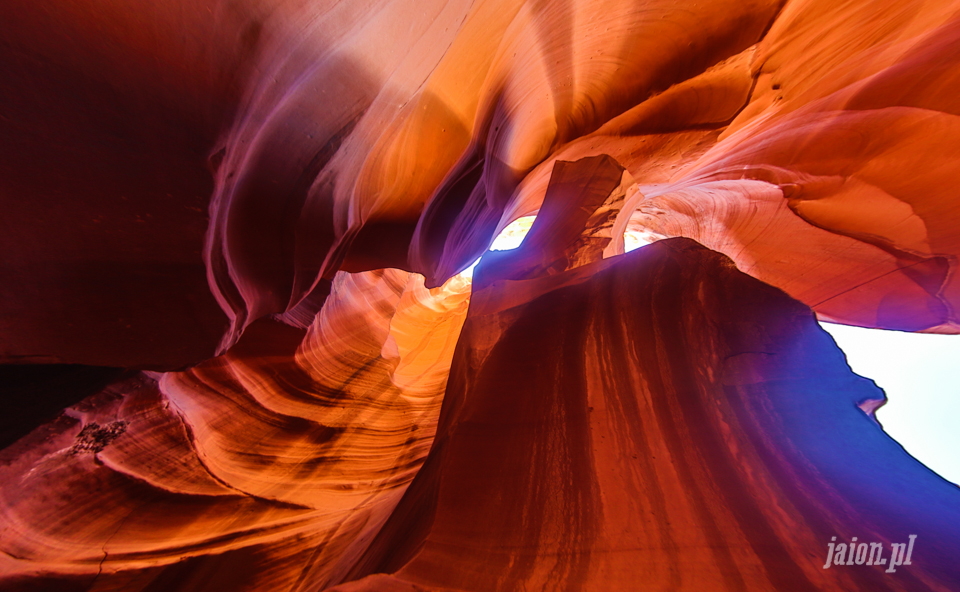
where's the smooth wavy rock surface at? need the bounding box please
[5,0,959,369]
[338,238,960,591]
[0,271,469,590]
[3,0,960,589]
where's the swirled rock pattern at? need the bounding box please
[339,238,960,591]
[0,272,469,590]
[2,0,960,589]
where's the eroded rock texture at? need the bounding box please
[2,0,960,589]
[340,238,960,591]
[0,270,469,590]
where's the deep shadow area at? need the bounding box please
[0,364,126,449]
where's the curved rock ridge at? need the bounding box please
[198,0,787,356]
[337,238,960,591]
[0,270,469,590]
[3,0,960,589]
[12,0,960,368]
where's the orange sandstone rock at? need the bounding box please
[2,0,960,589]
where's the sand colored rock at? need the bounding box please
[3,0,960,589]
[0,271,469,590]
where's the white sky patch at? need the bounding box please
[490,216,536,251]
[456,216,537,279]
[459,218,659,279]
[457,257,482,280]
[624,230,655,252]
[452,227,960,486]
[820,321,960,485]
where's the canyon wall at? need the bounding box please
[2,0,959,589]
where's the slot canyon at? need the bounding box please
[1,0,959,589]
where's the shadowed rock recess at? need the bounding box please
[1,0,959,589]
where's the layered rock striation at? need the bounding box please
[2,0,960,589]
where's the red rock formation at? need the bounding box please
[335,157,960,590]
[340,238,960,591]
[0,270,469,590]
[2,0,960,589]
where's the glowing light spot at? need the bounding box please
[457,218,660,281]
[624,230,654,252]
[454,216,537,280]
[457,257,482,280]
[490,216,536,251]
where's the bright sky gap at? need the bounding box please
[819,322,960,485]
[459,222,958,485]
